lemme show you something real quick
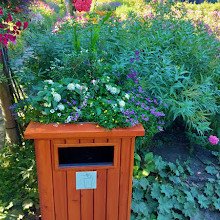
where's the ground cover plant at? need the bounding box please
[0,0,220,219]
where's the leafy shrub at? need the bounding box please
[0,141,38,219]
[131,152,220,219]
[13,3,220,146]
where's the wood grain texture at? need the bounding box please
[94,138,107,220]
[66,139,81,220]
[34,140,55,220]
[52,139,68,220]
[119,138,132,220]
[106,137,121,220]
[24,121,145,139]
[127,137,136,220]
[80,138,94,220]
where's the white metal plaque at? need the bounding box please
[76,171,97,190]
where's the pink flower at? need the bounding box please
[23,22,28,30]
[16,21,22,28]
[8,13,13,22]
[209,135,219,145]
[0,7,3,16]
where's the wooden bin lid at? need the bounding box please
[24,121,145,139]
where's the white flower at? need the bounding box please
[65,116,72,123]
[125,93,130,99]
[44,80,54,84]
[57,103,65,111]
[75,84,81,90]
[118,100,125,108]
[50,109,55,113]
[110,87,120,95]
[57,113,61,117]
[44,102,51,107]
[67,83,75,91]
[53,93,61,102]
[91,79,96,85]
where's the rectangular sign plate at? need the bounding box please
[76,171,97,190]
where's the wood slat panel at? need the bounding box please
[80,138,94,220]
[127,137,136,220]
[94,138,107,220]
[24,121,145,139]
[52,139,68,220]
[34,140,55,220]
[119,138,132,220]
[66,139,81,220]
[106,137,121,220]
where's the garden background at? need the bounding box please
[0,0,220,219]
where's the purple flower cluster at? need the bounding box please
[121,109,138,126]
[126,87,166,131]
[128,70,138,84]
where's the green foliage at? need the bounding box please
[131,152,220,219]
[0,141,39,219]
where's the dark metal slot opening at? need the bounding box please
[58,146,114,167]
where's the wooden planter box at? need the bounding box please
[24,121,145,220]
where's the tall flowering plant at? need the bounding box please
[0,5,28,54]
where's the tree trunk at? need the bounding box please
[0,54,19,144]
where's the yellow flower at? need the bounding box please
[57,122,59,125]
[102,102,105,105]
[73,107,75,109]
[105,121,107,123]
[104,110,107,113]
[96,125,100,127]
[115,120,118,123]
[112,119,114,121]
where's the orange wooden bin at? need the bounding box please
[24,121,145,220]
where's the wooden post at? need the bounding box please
[24,122,145,220]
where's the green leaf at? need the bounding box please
[215,184,220,197]
[144,152,153,162]
[96,107,101,116]
[169,176,181,184]
[139,178,149,190]
[134,153,141,162]
[191,187,199,198]
[161,184,174,198]
[204,183,214,197]
[213,197,220,211]
[131,201,149,215]
[197,194,210,209]
[157,212,173,220]
[133,188,144,201]
[158,197,173,214]
[154,156,166,171]
[183,202,197,217]
[184,191,194,203]
[205,166,217,175]
[151,182,161,199]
